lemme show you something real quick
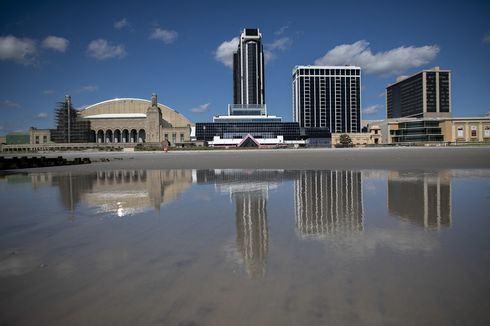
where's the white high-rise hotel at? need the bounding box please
[292,66,361,134]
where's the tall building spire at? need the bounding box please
[151,93,157,107]
[233,28,265,106]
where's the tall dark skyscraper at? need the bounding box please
[233,28,265,106]
[386,67,451,119]
[292,66,362,134]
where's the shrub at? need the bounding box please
[338,134,353,147]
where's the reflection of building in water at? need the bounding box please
[83,170,193,216]
[196,170,293,278]
[54,173,97,211]
[234,188,268,278]
[294,170,363,238]
[28,172,97,211]
[388,171,451,229]
[25,170,193,216]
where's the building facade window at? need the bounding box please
[35,136,39,144]
[43,135,47,143]
[164,133,168,141]
[471,125,477,138]
[172,133,176,144]
[180,133,185,142]
[457,126,464,138]
[484,126,490,138]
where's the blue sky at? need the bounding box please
[1,0,489,134]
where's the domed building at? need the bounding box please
[80,94,193,145]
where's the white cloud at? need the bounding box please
[75,105,89,111]
[87,39,126,60]
[264,50,275,62]
[75,85,98,93]
[275,25,289,36]
[41,36,69,52]
[314,40,440,75]
[1,99,21,109]
[149,28,178,44]
[483,32,490,44]
[362,104,383,115]
[264,37,292,63]
[215,37,239,68]
[190,103,210,113]
[43,89,55,95]
[34,112,48,120]
[0,35,37,64]
[114,18,130,30]
[267,37,292,51]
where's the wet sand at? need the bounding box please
[3,147,490,172]
[1,168,490,325]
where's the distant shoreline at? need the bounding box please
[1,147,490,173]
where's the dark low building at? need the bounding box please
[390,120,444,143]
[195,121,302,146]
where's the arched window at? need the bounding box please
[97,130,104,143]
[130,129,137,143]
[114,129,121,143]
[122,129,129,143]
[138,129,146,143]
[105,130,113,143]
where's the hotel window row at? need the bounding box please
[296,68,361,76]
[293,66,361,134]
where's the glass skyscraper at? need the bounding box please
[292,66,362,135]
[233,28,265,107]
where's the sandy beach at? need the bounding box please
[2,147,490,172]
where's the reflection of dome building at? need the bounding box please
[82,170,194,216]
[79,94,193,145]
[388,171,451,229]
[294,170,364,238]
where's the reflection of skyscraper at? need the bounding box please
[388,171,451,229]
[294,170,363,238]
[234,189,268,278]
[196,169,288,278]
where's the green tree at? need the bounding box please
[339,134,353,147]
